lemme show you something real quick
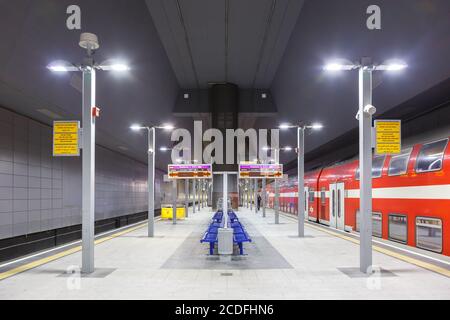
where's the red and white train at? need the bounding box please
[266,136,450,256]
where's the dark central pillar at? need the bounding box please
[210,83,238,210]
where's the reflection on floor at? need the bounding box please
[0,207,449,299]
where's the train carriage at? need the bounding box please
[265,136,450,256]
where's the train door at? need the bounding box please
[329,184,337,228]
[329,183,345,230]
[304,187,309,220]
[336,182,345,231]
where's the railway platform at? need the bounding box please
[0,207,448,300]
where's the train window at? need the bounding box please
[372,213,382,238]
[415,139,448,173]
[355,211,382,237]
[372,155,386,178]
[321,188,326,205]
[388,214,408,243]
[355,155,386,179]
[388,148,412,176]
[337,190,341,217]
[331,190,335,217]
[309,189,315,202]
[416,217,442,253]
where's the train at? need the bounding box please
[265,136,450,256]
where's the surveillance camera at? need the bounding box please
[363,104,377,116]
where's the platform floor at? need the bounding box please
[0,207,449,299]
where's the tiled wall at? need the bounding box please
[0,107,158,240]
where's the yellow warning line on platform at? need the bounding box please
[0,221,150,281]
[281,213,450,278]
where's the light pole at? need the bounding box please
[279,123,322,237]
[130,124,174,234]
[175,158,197,218]
[262,146,292,224]
[48,33,129,274]
[160,147,192,224]
[324,57,407,273]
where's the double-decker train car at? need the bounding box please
[265,136,450,256]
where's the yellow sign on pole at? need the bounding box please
[375,120,401,155]
[53,121,80,156]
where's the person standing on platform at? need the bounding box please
[257,194,262,212]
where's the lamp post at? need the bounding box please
[48,33,129,274]
[130,124,174,233]
[324,57,407,273]
[279,123,322,237]
[262,146,292,224]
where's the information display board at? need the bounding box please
[238,163,283,179]
[167,164,212,179]
[53,121,80,156]
[375,120,401,155]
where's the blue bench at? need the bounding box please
[201,210,252,255]
[212,211,223,223]
[200,212,225,255]
[227,211,252,255]
[234,232,252,255]
[228,211,238,222]
[200,231,218,255]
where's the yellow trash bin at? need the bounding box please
[161,206,186,220]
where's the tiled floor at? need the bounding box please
[0,207,449,299]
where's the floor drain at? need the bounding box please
[220,272,233,276]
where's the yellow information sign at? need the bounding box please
[375,120,401,155]
[53,121,80,156]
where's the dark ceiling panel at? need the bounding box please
[270,0,450,164]
[0,0,181,169]
[146,0,304,89]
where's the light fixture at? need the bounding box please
[282,146,293,151]
[97,59,130,72]
[309,123,323,130]
[278,123,293,130]
[324,59,407,72]
[130,124,144,131]
[323,63,356,71]
[108,63,130,71]
[47,60,79,72]
[158,124,174,130]
[375,63,408,71]
[160,146,170,151]
[48,65,68,72]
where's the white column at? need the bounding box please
[172,180,177,224]
[262,178,266,217]
[197,179,201,212]
[148,127,155,237]
[81,68,96,274]
[223,173,228,223]
[359,62,373,273]
[254,179,258,213]
[193,178,196,213]
[298,127,305,237]
[185,179,189,218]
[201,180,204,208]
[250,180,253,211]
[275,179,279,224]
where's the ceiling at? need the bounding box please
[1,0,450,171]
[145,0,304,89]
